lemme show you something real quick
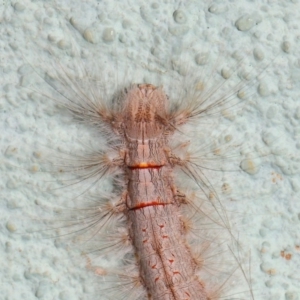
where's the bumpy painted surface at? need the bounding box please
[2,0,298,298]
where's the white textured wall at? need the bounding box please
[1,0,300,299]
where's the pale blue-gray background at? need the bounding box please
[1,0,300,299]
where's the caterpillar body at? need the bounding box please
[26,57,261,300]
[101,83,210,299]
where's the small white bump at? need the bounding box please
[173,10,187,24]
[240,159,260,175]
[195,52,210,66]
[102,27,116,43]
[235,13,262,31]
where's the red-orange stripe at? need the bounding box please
[129,164,163,170]
[130,201,167,210]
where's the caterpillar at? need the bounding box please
[18,48,265,300]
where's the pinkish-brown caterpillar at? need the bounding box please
[110,83,209,299]
[19,42,266,299]
[38,78,255,299]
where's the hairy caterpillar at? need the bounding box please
[16,46,269,300]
